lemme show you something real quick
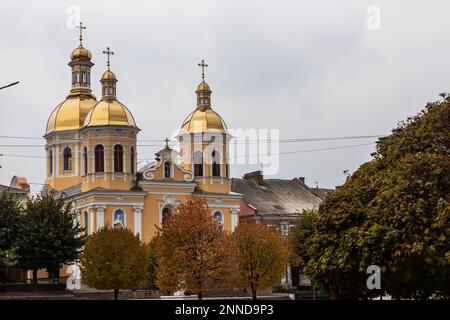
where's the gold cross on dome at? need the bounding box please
[198,59,208,81]
[164,137,170,149]
[103,47,114,69]
[76,21,86,44]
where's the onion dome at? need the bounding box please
[179,60,227,135]
[83,47,137,128]
[45,22,97,135]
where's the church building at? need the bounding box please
[42,24,241,244]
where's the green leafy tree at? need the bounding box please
[305,95,450,299]
[232,222,289,300]
[289,209,316,268]
[16,192,86,283]
[0,192,23,268]
[145,239,158,290]
[80,227,149,300]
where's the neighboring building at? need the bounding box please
[231,170,333,288]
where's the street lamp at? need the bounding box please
[0,81,19,90]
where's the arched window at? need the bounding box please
[83,212,88,236]
[213,211,224,227]
[193,150,203,177]
[49,149,53,175]
[113,209,126,229]
[211,151,221,177]
[162,206,173,225]
[83,147,88,175]
[63,147,72,171]
[95,145,104,173]
[164,161,171,178]
[114,145,123,173]
[130,146,135,174]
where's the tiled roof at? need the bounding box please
[231,178,330,214]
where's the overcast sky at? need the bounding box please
[1,0,450,188]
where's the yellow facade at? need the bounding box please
[43,35,241,250]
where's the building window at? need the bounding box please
[114,145,123,173]
[83,212,88,236]
[164,161,171,178]
[193,150,203,177]
[130,146,135,174]
[95,145,104,173]
[49,149,53,175]
[63,147,72,171]
[211,150,220,177]
[113,209,126,229]
[83,147,88,175]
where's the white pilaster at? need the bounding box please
[231,209,239,231]
[134,206,143,239]
[96,206,105,230]
[89,207,95,235]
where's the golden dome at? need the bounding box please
[179,107,227,135]
[46,95,97,134]
[71,45,92,60]
[197,81,210,91]
[101,70,117,80]
[83,99,137,127]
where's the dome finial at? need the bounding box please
[103,47,114,70]
[164,137,170,149]
[76,21,86,46]
[198,59,208,81]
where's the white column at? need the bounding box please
[55,145,60,176]
[134,206,142,239]
[74,209,80,227]
[74,143,79,176]
[89,207,95,235]
[96,206,105,230]
[231,209,239,231]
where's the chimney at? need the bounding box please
[293,176,305,184]
[243,170,264,185]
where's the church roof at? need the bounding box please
[231,176,330,214]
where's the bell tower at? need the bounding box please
[177,60,231,193]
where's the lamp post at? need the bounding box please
[0,81,19,90]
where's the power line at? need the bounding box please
[0,142,376,161]
[0,135,385,147]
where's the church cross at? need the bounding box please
[164,137,170,149]
[103,47,114,69]
[76,21,86,44]
[198,59,208,81]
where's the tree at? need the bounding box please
[289,209,316,269]
[145,239,158,290]
[0,192,23,268]
[80,227,149,300]
[305,95,450,299]
[232,222,289,300]
[16,192,86,283]
[155,197,234,300]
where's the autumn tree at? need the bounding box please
[232,222,289,300]
[16,192,86,283]
[80,227,149,300]
[155,197,234,300]
[304,94,450,299]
